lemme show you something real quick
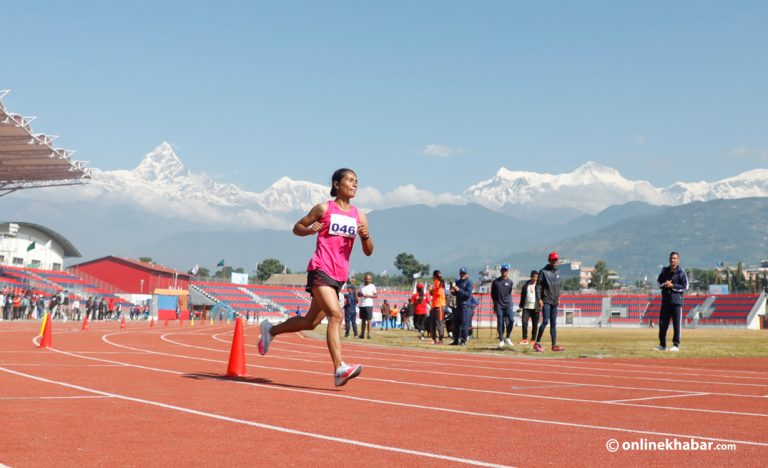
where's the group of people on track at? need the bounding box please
[257,168,688,387]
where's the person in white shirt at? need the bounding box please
[518,270,539,345]
[357,274,377,340]
[72,298,81,321]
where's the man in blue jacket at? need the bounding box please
[534,252,564,352]
[657,251,688,351]
[449,267,474,346]
[491,264,515,349]
[343,285,358,338]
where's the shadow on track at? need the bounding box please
[182,372,338,391]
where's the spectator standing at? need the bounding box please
[343,285,358,338]
[491,264,515,349]
[21,294,31,320]
[533,252,564,352]
[428,270,446,344]
[388,302,399,329]
[36,295,44,320]
[61,293,70,320]
[72,298,81,321]
[518,270,540,345]
[449,267,474,346]
[380,299,391,330]
[400,303,410,330]
[357,274,377,340]
[657,251,688,352]
[411,283,430,340]
[46,295,57,320]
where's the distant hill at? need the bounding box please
[134,203,558,274]
[2,191,765,282]
[504,197,768,279]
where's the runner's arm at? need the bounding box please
[293,203,327,237]
[357,212,374,256]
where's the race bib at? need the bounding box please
[328,213,357,238]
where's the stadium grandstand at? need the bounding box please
[0,265,133,310]
[0,90,89,195]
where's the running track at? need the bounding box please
[1,321,766,467]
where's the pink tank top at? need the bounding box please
[307,200,360,282]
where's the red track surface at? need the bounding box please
[1,321,766,467]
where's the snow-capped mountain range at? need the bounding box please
[463,162,768,213]
[39,142,768,228]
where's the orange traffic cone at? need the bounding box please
[120,316,126,331]
[81,314,89,331]
[149,317,155,328]
[39,312,49,337]
[39,314,53,348]
[226,317,247,377]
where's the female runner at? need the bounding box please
[258,168,374,386]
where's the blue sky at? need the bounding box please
[3,1,767,192]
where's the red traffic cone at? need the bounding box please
[226,317,247,377]
[149,317,155,328]
[164,319,168,327]
[39,315,53,348]
[81,314,89,331]
[120,316,126,331]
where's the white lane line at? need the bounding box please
[606,393,712,404]
[0,364,123,367]
[113,333,768,419]
[0,395,112,400]
[0,364,510,468]
[245,333,768,388]
[21,341,768,450]
[198,332,768,400]
[290,332,768,380]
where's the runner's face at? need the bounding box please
[364,275,371,284]
[669,254,679,268]
[335,172,357,199]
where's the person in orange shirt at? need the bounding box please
[428,270,446,344]
[411,283,430,340]
[389,302,399,328]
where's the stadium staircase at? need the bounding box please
[191,282,284,320]
[237,287,284,316]
[690,295,716,319]
[745,292,767,329]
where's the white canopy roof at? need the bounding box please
[0,90,89,196]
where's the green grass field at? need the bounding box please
[313,326,768,359]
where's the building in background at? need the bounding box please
[0,222,81,270]
[68,255,189,294]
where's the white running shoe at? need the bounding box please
[498,340,505,349]
[656,346,666,351]
[669,345,679,352]
[258,320,273,355]
[334,363,363,387]
[504,338,513,346]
